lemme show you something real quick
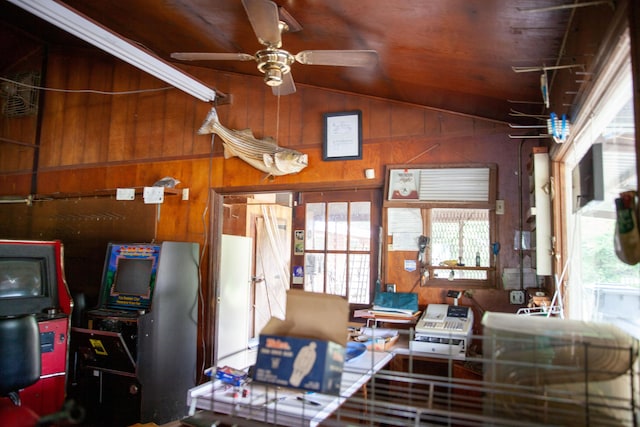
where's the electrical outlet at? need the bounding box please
[496,199,505,215]
[182,188,189,201]
[509,290,525,305]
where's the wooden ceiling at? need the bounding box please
[0,0,618,124]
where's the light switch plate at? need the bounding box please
[496,199,505,215]
[510,290,525,305]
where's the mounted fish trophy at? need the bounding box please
[198,107,308,177]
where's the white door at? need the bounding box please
[215,234,252,369]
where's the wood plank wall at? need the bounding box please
[0,47,530,364]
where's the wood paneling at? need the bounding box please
[1,0,606,124]
[0,50,523,279]
[3,50,511,172]
[0,49,527,378]
[0,197,156,306]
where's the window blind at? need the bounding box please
[418,167,489,201]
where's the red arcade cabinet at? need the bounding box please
[0,240,73,417]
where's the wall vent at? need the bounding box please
[1,72,40,117]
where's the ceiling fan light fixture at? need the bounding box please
[263,65,283,86]
[256,49,293,87]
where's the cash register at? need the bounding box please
[410,303,474,360]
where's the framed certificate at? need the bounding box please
[322,110,362,161]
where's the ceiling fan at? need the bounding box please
[170,0,378,96]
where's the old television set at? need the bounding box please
[572,143,604,212]
[0,240,61,317]
[98,243,161,311]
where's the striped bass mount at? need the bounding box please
[197,108,308,177]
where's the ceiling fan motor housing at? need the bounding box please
[256,49,294,86]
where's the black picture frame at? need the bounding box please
[322,110,362,161]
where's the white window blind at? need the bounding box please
[418,167,490,201]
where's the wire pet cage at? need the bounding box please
[185,313,639,426]
[481,312,639,427]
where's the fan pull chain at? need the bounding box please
[275,92,281,141]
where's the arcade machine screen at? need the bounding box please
[0,259,42,297]
[0,241,61,317]
[99,243,161,312]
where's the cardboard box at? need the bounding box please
[252,290,349,395]
[253,335,344,394]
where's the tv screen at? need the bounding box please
[0,240,59,317]
[0,258,43,298]
[113,258,153,297]
[100,243,160,311]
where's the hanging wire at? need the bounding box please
[195,133,215,383]
[0,75,173,96]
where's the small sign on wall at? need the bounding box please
[143,186,164,204]
[116,188,135,201]
[404,259,417,272]
[294,230,304,255]
[293,265,304,284]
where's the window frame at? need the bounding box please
[382,164,498,288]
[296,189,382,307]
[554,28,638,331]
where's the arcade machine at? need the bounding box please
[0,240,73,417]
[69,241,199,425]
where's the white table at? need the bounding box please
[185,350,393,427]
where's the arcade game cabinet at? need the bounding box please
[69,241,199,426]
[0,240,73,418]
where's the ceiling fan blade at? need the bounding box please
[171,52,255,61]
[272,71,296,96]
[242,0,282,47]
[295,50,378,67]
